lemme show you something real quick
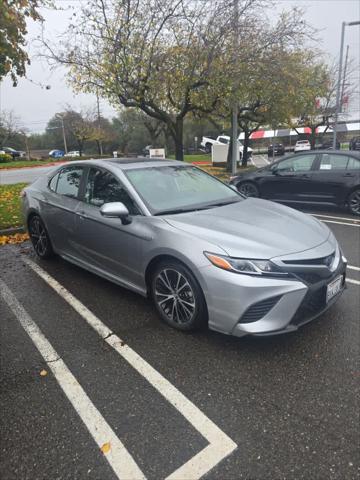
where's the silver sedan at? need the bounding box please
[22,159,347,336]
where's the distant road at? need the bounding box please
[0,166,56,185]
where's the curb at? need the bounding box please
[0,161,68,171]
[0,226,26,236]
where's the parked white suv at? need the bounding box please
[64,150,81,157]
[294,140,311,152]
[201,135,253,160]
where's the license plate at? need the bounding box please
[326,276,343,303]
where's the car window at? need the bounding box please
[84,168,140,215]
[347,157,360,170]
[55,166,84,198]
[276,154,316,172]
[218,137,229,144]
[49,173,59,192]
[126,166,240,214]
[320,154,349,170]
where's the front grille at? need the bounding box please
[283,252,335,267]
[291,287,327,326]
[240,296,281,323]
[293,272,324,285]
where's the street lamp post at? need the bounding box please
[231,0,239,175]
[333,20,360,149]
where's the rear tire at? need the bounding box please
[237,182,259,198]
[347,188,360,216]
[150,260,207,331]
[205,143,212,154]
[28,215,55,259]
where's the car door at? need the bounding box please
[73,166,149,288]
[261,154,318,201]
[310,153,355,204]
[41,165,85,255]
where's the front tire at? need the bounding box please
[205,143,212,154]
[347,188,360,216]
[151,260,207,331]
[237,181,259,198]
[28,215,55,259]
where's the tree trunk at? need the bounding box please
[241,130,250,167]
[310,128,316,149]
[173,117,184,161]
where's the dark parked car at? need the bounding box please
[229,150,360,216]
[318,139,340,150]
[349,136,360,151]
[268,143,285,157]
[2,147,21,159]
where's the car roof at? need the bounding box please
[63,157,187,171]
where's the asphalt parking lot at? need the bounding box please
[0,210,359,480]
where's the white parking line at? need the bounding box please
[24,258,237,480]
[347,278,360,286]
[311,213,360,223]
[348,265,360,272]
[0,278,146,480]
[319,219,360,227]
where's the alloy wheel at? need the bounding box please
[29,217,49,257]
[349,189,360,215]
[154,268,196,325]
[238,182,259,197]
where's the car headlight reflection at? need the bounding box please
[204,252,288,277]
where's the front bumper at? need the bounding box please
[201,256,346,337]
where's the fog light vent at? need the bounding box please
[240,296,282,323]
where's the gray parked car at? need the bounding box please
[22,158,347,337]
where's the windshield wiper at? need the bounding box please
[154,199,240,216]
[154,206,208,216]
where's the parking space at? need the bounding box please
[1,213,359,479]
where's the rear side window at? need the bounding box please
[347,157,360,170]
[320,154,348,170]
[52,166,84,198]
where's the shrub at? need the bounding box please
[0,153,12,163]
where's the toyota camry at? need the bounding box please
[22,158,347,337]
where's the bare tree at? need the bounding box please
[42,0,269,160]
[0,110,21,148]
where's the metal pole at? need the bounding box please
[333,22,346,150]
[340,45,349,113]
[231,0,239,175]
[96,91,103,155]
[60,116,68,154]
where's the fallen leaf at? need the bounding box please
[100,442,111,454]
[40,369,48,377]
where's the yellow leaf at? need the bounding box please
[100,442,111,454]
[40,369,48,377]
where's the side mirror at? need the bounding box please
[100,202,132,225]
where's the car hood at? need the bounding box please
[164,198,330,259]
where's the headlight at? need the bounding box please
[204,252,288,276]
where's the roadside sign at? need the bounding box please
[149,148,166,159]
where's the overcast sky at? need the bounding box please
[1,0,359,133]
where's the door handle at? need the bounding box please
[300,174,310,178]
[343,173,354,177]
[76,211,88,219]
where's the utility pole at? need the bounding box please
[340,45,349,113]
[333,20,360,149]
[96,90,103,155]
[231,0,239,175]
[55,114,68,154]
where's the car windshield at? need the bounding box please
[125,165,242,215]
